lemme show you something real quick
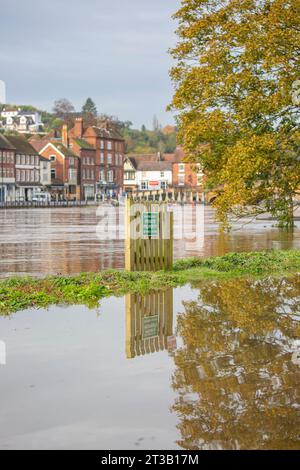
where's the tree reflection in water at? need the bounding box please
[171,275,300,450]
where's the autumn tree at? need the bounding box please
[169,0,300,228]
[171,276,300,449]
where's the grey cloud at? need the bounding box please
[0,0,179,127]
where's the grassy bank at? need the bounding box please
[1,249,300,315]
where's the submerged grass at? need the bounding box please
[1,249,300,315]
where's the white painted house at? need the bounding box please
[123,153,173,192]
[0,108,44,133]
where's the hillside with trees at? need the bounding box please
[0,99,177,154]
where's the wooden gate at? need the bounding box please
[125,288,174,359]
[125,197,173,271]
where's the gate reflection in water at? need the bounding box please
[125,288,176,359]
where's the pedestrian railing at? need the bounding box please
[0,200,91,209]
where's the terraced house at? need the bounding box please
[123,153,173,192]
[39,141,80,201]
[0,133,15,202]
[6,135,42,202]
[61,125,96,201]
[69,118,125,195]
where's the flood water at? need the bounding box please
[0,276,299,450]
[1,205,300,278]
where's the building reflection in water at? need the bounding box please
[170,275,300,450]
[125,288,176,359]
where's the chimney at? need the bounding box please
[74,117,83,138]
[62,124,68,147]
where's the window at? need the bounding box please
[16,170,20,181]
[30,170,34,182]
[50,155,56,162]
[100,153,104,164]
[124,171,135,181]
[107,141,112,150]
[68,168,77,182]
[108,154,112,165]
[100,140,105,150]
[160,171,164,178]
[178,174,185,186]
[35,156,39,166]
[161,181,168,189]
[31,155,35,165]
[16,155,21,165]
[108,170,114,182]
[179,164,185,173]
[141,181,148,190]
[100,170,105,182]
[51,169,56,179]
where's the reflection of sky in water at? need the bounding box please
[0,278,299,450]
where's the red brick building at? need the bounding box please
[61,125,96,200]
[39,142,80,200]
[171,147,203,191]
[69,118,125,195]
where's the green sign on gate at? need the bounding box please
[142,212,159,237]
[143,315,159,339]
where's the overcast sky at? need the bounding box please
[0,0,180,129]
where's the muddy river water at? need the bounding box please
[0,276,300,450]
[0,206,300,449]
[0,205,300,277]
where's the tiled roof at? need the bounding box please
[0,133,16,150]
[72,138,95,150]
[29,138,50,152]
[54,143,78,158]
[128,155,173,171]
[5,135,38,154]
[90,126,124,140]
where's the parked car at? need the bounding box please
[32,193,51,203]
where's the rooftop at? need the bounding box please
[0,133,16,150]
[72,138,95,150]
[5,134,38,154]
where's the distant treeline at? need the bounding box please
[0,100,177,154]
